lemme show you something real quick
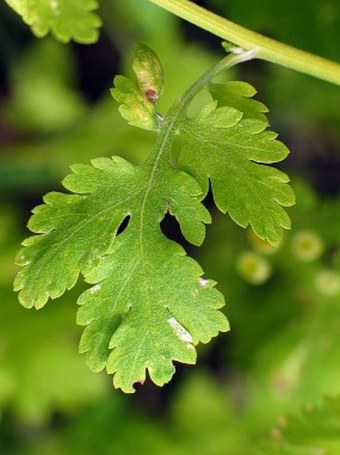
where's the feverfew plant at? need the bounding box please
[7,0,340,394]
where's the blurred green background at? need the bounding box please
[0,0,340,453]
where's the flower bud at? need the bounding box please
[291,230,324,262]
[315,269,340,296]
[236,251,272,285]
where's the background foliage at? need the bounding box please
[0,0,339,452]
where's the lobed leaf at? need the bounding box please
[178,97,295,246]
[210,81,268,122]
[78,228,227,392]
[5,0,101,43]
[15,151,227,391]
[14,157,141,309]
[15,45,294,392]
[111,44,164,131]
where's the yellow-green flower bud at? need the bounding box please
[291,230,324,262]
[236,251,272,285]
[315,269,340,296]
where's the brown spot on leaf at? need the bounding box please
[145,89,158,103]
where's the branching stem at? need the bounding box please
[148,49,255,167]
[141,49,254,227]
[141,49,255,253]
[178,48,258,109]
[148,0,340,86]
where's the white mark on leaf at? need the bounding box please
[89,284,101,294]
[199,278,209,287]
[168,317,193,343]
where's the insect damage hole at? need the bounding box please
[117,215,130,235]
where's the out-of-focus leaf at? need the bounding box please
[5,0,101,43]
[263,396,340,454]
[4,38,87,133]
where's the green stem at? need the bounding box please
[148,0,340,86]
[151,49,255,166]
[165,49,256,154]
[141,49,254,241]
[178,49,257,109]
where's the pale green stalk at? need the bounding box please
[148,0,340,86]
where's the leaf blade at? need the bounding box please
[178,94,295,246]
[5,0,101,43]
[14,157,141,308]
[78,228,228,393]
[111,44,164,131]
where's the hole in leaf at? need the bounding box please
[117,215,130,235]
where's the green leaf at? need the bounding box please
[178,96,295,246]
[78,228,226,392]
[15,152,228,392]
[111,44,164,131]
[5,0,101,43]
[209,81,268,122]
[5,39,87,133]
[14,157,138,309]
[15,46,293,392]
[265,396,340,454]
[0,286,107,424]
